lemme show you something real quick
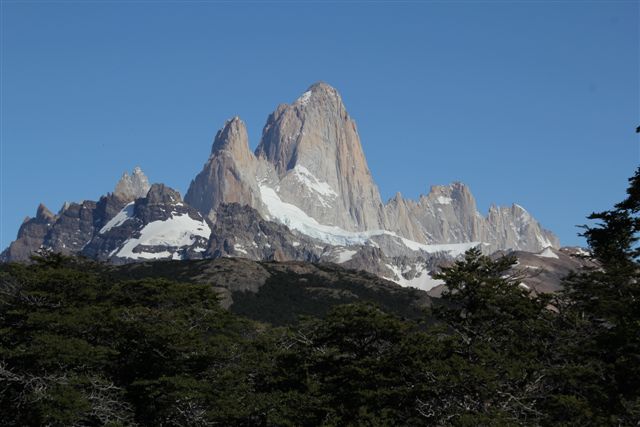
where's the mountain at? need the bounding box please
[184,82,556,253]
[2,82,562,292]
[1,170,209,264]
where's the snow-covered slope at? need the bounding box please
[114,212,210,260]
[258,182,480,257]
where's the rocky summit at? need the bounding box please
[2,82,566,292]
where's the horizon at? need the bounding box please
[2,1,639,250]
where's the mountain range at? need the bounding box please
[2,82,562,291]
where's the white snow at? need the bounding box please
[296,90,312,106]
[398,237,481,256]
[259,184,373,246]
[114,213,211,260]
[535,231,553,249]
[259,183,480,256]
[291,165,338,207]
[234,244,248,255]
[436,196,453,205]
[383,263,445,291]
[336,249,357,263]
[574,247,591,257]
[537,247,559,259]
[100,202,135,234]
[292,241,301,247]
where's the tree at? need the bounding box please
[551,167,640,424]
[426,248,555,424]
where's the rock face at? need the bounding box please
[114,167,150,201]
[185,117,264,221]
[0,205,55,262]
[206,203,323,262]
[384,183,558,252]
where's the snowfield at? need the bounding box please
[114,213,211,260]
[100,202,135,234]
[383,263,445,291]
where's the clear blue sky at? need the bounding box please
[1,1,638,250]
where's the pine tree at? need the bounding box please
[552,167,640,424]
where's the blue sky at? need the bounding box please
[1,1,638,250]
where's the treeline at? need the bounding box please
[1,170,639,426]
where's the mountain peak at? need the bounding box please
[292,81,344,111]
[185,117,260,219]
[255,82,384,231]
[145,183,182,205]
[211,116,249,155]
[36,203,55,221]
[114,167,151,201]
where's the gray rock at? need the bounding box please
[0,204,55,262]
[384,182,558,252]
[185,117,264,221]
[114,166,151,201]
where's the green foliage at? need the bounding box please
[551,167,640,425]
[0,254,253,426]
[231,268,426,325]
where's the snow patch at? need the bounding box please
[574,247,591,257]
[383,263,445,291]
[100,203,135,234]
[234,244,248,255]
[336,249,357,263]
[537,247,559,259]
[291,165,338,207]
[436,196,453,205]
[295,90,312,106]
[535,231,553,249]
[114,213,211,260]
[398,237,481,256]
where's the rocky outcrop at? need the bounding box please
[486,204,559,252]
[45,200,98,254]
[207,203,323,262]
[185,117,265,221]
[384,182,558,252]
[114,166,150,201]
[85,184,211,262]
[0,204,55,262]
